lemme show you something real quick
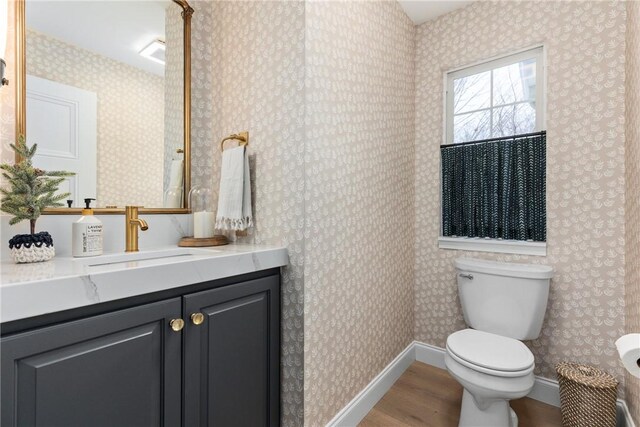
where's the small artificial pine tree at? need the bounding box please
[0,135,74,235]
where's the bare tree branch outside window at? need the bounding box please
[452,59,536,143]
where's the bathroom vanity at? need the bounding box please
[0,245,287,427]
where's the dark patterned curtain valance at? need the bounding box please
[441,131,546,242]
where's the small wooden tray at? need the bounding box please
[179,235,228,247]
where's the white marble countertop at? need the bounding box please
[1,244,288,323]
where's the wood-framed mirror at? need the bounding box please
[14,0,193,214]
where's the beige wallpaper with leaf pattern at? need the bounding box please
[304,1,416,425]
[163,5,184,195]
[195,3,415,426]
[625,0,640,423]
[415,0,628,391]
[190,0,216,195]
[26,29,165,208]
[3,2,639,426]
[194,2,307,425]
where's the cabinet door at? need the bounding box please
[1,298,182,427]
[183,275,280,427]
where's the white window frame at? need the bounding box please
[439,45,547,256]
[445,46,545,145]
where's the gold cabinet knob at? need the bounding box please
[169,318,185,332]
[190,312,205,325]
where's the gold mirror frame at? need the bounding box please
[14,0,193,214]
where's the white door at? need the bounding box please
[26,75,97,207]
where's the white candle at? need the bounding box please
[193,211,215,238]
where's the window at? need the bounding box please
[445,47,544,144]
[440,47,547,256]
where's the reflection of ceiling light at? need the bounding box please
[139,39,165,65]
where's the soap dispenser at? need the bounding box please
[72,198,104,257]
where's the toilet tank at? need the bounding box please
[455,258,553,340]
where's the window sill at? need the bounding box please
[438,237,546,256]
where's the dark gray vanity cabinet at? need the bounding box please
[1,271,281,427]
[1,298,183,427]
[183,275,280,427]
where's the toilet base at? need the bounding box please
[458,389,518,427]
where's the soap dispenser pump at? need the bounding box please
[72,198,104,257]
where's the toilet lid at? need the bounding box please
[446,329,534,373]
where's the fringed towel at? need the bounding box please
[163,159,183,208]
[215,146,253,231]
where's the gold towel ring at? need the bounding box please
[220,131,249,151]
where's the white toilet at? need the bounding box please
[445,258,554,427]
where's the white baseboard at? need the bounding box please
[414,341,447,369]
[618,399,637,427]
[328,340,637,427]
[325,341,416,427]
[527,375,560,406]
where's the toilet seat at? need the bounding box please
[446,329,535,377]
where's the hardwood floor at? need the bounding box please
[359,362,562,427]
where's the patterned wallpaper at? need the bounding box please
[624,0,640,423]
[206,2,306,425]
[415,0,627,389]
[190,0,215,195]
[304,1,416,425]
[163,4,184,194]
[26,29,165,208]
[3,2,639,426]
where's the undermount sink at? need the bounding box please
[73,248,217,268]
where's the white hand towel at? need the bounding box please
[215,146,253,231]
[163,160,184,208]
[168,160,184,188]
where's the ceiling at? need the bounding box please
[398,1,474,25]
[26,1,172,76]
[25,0,473,75]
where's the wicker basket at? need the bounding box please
[556,362,618,427]
[8,232,55,264]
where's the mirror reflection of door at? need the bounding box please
[27,75,97,205]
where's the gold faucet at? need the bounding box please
[125,206,148,252]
